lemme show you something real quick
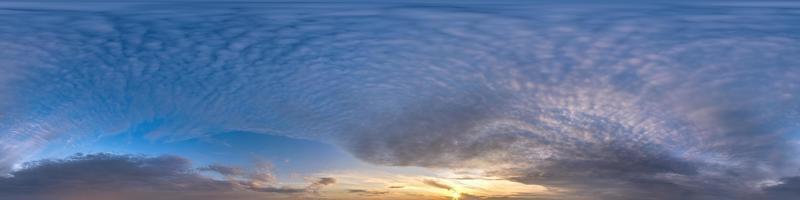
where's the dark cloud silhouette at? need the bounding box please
[423,179,453,191]
[247,187,306,194]
[348,189,389,196]
[307,177,337,194]
[0,153,335,200]
[0,153,235,199]
[199,164,244,177]
[312,177,337,186]
[763,176,800,200]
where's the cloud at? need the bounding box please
[348,189,389,196]
[199,164,243,177]
[200,161,281,190]
[763,176,800,200]
[307,177,337,193]
[314,169,548,199]
[312,177,337,185]
[0,153,235,199]
[0,153,335,200]
[423,179,453,191]
[247,187,306,194]
[199,163,335,195]
[422,179,485,200]
[0,2,799,200]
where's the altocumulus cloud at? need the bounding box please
[0,1,799,200]
[0,153,335,200]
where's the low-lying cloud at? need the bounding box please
[348,189,389,196]
[0,153,335,200]
[763,177,800,199]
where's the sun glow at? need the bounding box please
[315,168,553,199]
[450,190,461,200]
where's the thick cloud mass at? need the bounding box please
[0,153,335,200]
[0,153,230,200]
[764,177,800,199]
[1,1,800,199]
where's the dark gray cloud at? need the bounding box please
[0,153,333,200]
[423,179,453,191]
[0,153,235,199]
[0,1,799,200]
[763,176,800,200]
[247,187,306,194]
[307,177,337,194]
[199,164,244,177]
[348,189,389,196]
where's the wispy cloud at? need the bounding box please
[423,179,454,191]
[348,189,389,196]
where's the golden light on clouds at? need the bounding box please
[450,190,461,200]
[315,167,550,199]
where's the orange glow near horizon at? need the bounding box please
[313,167,551,199]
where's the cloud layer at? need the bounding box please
[1,1,799,199]
[0,153,336,200]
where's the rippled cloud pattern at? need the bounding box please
[1,1,800,199]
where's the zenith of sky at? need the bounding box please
[1,1,800,200]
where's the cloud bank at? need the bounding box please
[0,153,336,200]
[0,1,799,199]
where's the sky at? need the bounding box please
[0,1,800,200]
